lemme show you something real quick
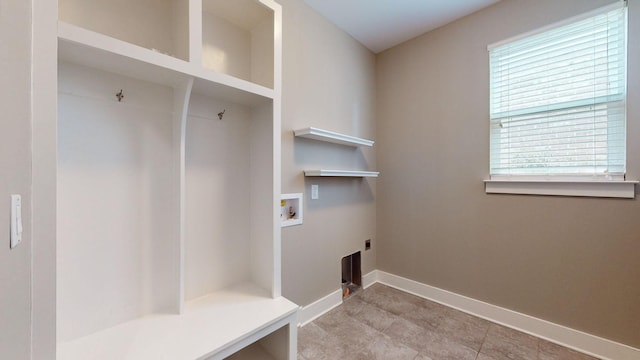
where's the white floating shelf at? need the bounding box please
[57,283,298,360]
[294,127,374,147]
[304,170,380,177]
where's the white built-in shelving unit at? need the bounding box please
[294,127,379,178]
[56,1,297,359]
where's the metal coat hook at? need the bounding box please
[217,109,226,120]
[116,89,124,102]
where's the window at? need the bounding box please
[488,2,627,181]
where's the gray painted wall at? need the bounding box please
[376,0,640,348]
[277,0,377,306]
[0,0,32,359]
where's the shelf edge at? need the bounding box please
[294,127,374,147]
[303,170,379,177]
[58,21,274,106]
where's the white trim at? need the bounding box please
[298,271,378,327]
[303,170,380,177]
[484,179,637,198]
[271,0,283,299]
[487,1,625,50]
[298,289,342,327]
[362,270,378,289]
[376,271,640,360]
[174,77,194,314]
[297,270,640,359]
[294,127,374,147]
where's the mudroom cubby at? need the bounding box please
[56,1,297,359]
[57,62,180,343]
[184,93,275,301]
[58,0,190,61]
[202,0,275,88]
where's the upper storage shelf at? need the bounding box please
[202,0,275,89]
[59,0,190,61]
[57,0,278,106]
[294,127,374,147]
[57,23,272,107]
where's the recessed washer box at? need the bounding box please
[280,193,303,227]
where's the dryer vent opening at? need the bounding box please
[341,251,361,299]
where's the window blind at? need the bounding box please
[489,3,627,178]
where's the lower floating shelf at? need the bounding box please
[304,169,380,177]
[57,283,298,360]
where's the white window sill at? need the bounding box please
[484,179,638,198]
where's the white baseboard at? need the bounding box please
[298,289,342,327]
[298,270,639,360]
[298,271,378,327]
[376,270,640,360]
[362,270,378,289]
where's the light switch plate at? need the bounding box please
[311,184,319,200]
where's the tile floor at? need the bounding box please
[298,283,599,360]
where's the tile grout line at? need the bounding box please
[536,339,541,360]
[475,325,491,360]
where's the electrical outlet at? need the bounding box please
[365,239,371,250]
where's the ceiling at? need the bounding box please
[304,0,500,53]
